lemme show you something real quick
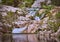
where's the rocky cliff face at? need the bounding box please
[0,5,60,38]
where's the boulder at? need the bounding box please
[18,16,31,21]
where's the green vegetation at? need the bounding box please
[55,12,60,19]
[48,21,59,32]
[42,5,54,10]
[51,0,60,6]
[35,5,54,19]
[1,0,34,7]
[23,0,34,7]
[47,12,60,32]
[2,0,14,6]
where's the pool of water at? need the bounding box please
[0,34,60,42]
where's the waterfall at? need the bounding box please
[28,0,51,20]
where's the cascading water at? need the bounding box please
[26,0,49,21]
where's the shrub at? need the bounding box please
[51,0,60,6]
